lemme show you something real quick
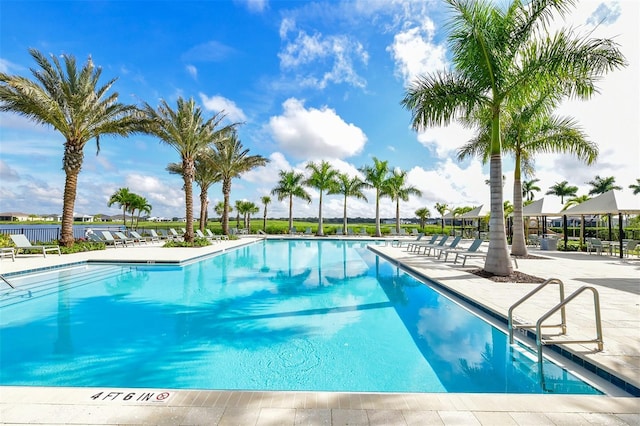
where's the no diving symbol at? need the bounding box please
[156,392,170,401]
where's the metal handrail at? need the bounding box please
[536,286,603,365]
[508,278,566,344]
[0,274,15,289]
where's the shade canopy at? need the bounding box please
[521,197,565,216]
[460,205,490,219]
[562,190,640,216]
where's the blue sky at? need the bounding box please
[0,0,638,220]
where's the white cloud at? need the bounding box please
[268,98,367,160]
[279,30,368,89]
[0,160,19,182]
[387,16,448,86]
[234,0,268,13]
[416,122,477,160]
[199,93,247,122]
[182,41,235,62]
[186,64,197,79]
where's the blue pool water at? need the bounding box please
[0,240,601,394]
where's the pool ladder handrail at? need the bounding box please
[0,274,15,289]
[535,286,603,365]
[508,278,567,344]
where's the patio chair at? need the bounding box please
[404,234,435,250]
[100,231,125,248]
[359,228,368,237]
[440,238,484,262]
[586,238,604,255]
[10,234,61,258]
[304,227,312,236]
[206,229,227,241]
[129,231,150,244]
[612,240,638,258]
[289,226,298,235]
[168,228,182,240]
[412,235,449,255]
[335,228,344,236]
[145,229,162,242]
[1,247,15,261]
[347,228,356,236]
[430,236,462,258]
[114,231,136,246]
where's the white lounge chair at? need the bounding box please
[206,229,228,241]
[100,231,125,248]
[114,231,136,246]
[145,229,162,242]
[10,234,61,257]
[430,236,462,258]
[129,231,150,244]
[1,247,16,261]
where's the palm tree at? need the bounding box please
[360,157,390,237]
[434,202,448,233]
[415,207,431,231]
[108,188,135,226]
[210,129,268,235]
[129,194,152,228]
[587,175,622,195]
[401,0,626,275]
[242,201,259,232]
[385,169,422,233]
[458,96,597,256]
[214,201,228,222]
[167,147,222,232]
[328,173,368,234]
[142,97,229,243]
[630,179,640,195]
[305,160,339,236]
[271,170,311,232]
[261,196,271,231]
[0,49,143,246]
[546,181,578,204]
[234,200,243,229]
[522,178,541,202]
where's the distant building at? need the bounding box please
[0,212,31,221]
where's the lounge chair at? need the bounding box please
[289,226,298,235]
[411,235,449,254]
[430,236,462,258]
[397,233,426,248]
[10,234,61,257]
[1,247,16,261]
[335,228,344,236]
[359,228,368,237]
[440,238,484,262]
[347,228,356,236]
[404,234,434,250]
[612,240,638,258]
[114,231,136,246]
[129,231,150,244]
[455,249,518,268]
[145,229,162,242]
[195,229,215,242]
[168,228,182,240]
[206,229,228,241]
[586,238,604,255]
[100,231,125,248]
[304,227,312,236]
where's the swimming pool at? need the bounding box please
[0,240,602,394]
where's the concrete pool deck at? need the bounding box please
[1,236,638,425]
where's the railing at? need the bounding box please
[535,286,603,364]
[0,275,15,289]
[508,278,566,344]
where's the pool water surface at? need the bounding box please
[0,240,601,394]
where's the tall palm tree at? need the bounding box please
[108,188,134,226]
[328,173,368,234]
[385,169,422,233]
[401,0,626,275]
[434,202,448,234]
[360,157,390,237]
[142,97,229,243]
[261,195,271,232]
[214,201,228,222]
[271,170,311,232]
[630,179,640,195]
[0,49,143,246]
[415,207,431,231]
[129,194,152,228]
[587,175,622,195]
[305,160,339,236]
[546,181,578,204]
[209,129,268,235]
[167,147,222,232]
[522,178,541,202]
[458,96,597,256]
[234,200,243,229]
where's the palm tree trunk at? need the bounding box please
[343,195,348,234]
[222,178,231,235]
[511,155,528,256]
[485,153,513,276]
[183,174,194,243]
[375,190,381,237]
[395,198,400,233]
[288,195,293,231]
[317,191,324,236]
[199,189,207,232]
[60,171,79,247]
